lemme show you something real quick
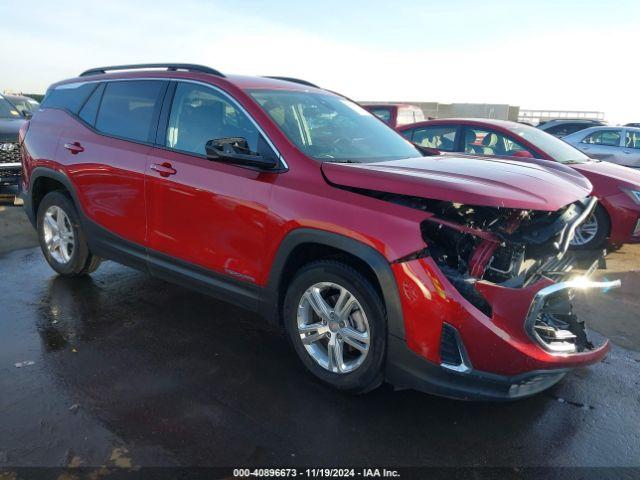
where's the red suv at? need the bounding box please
[19,64,619,400]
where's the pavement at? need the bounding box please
[1,188,639,472]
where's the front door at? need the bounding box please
[145,81,278,287]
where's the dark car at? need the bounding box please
[537,119,606,138]
[398,118,640,249]
[626,123,640,128]
[4,94,40,119]
[19,64,617,400]
[0,93,27,186]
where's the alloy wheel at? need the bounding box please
[43,205,75,264]
[297,282,370,374]
[571,213,599,246]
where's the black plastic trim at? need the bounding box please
[386,336,567,401]
[80,63,225,78]
[263,76,320,88]
[264,228,406,339]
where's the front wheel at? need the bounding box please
[283,260,387,394]
[570,205,610,250]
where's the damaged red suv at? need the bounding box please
[20,64,620,400]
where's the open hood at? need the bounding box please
[321,156,592,211]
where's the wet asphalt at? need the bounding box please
[1,207,640,470]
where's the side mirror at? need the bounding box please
[205,136,278,169]
[21,111,33,119]
[414,144,441,156]
[512,150,534,159]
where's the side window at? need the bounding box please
[41,82,98,114]
[78,83,105,126]
[369,108,392,125]
[625,131,640,149]
[396,108,418,127]
[464,127,533,157]
[166,83,259,156]
[413,126,457,151]
[582,130,622,147]
[400,129,414,141]
[95,81,165,143]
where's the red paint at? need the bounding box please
[398,118,640,245]
[21,70,609,383]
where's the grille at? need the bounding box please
[0,142,20,164]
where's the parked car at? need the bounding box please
[625,123,640,128]
[3,93,40,119]
[398,119,640,249]
[20,64,618,400]
[537,119,606,138]
[562,126,640,168]
[361,103,425,128]
[0,93,26,186]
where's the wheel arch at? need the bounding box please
[265,228,406,339]
[25,168,81,227]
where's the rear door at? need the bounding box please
[58,79,167,253]
[145,80,278,291]
[623,129,640,167]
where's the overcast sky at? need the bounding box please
[2,0,638,123]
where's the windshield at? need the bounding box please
[0,96,21,119]
[249,90,421,162]
[7,96,39,115]
[508,123,590,164]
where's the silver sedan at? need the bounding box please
[563,126,640,168]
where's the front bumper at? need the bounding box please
[601,192,640,245]
[387,257,619,400]
[0,163,21,186]
[386,336,567,400]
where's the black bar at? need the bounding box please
[80,63,225,78]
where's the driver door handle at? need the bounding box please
[150,162,177,177]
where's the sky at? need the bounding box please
[2,0,639,123]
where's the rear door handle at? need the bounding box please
[64,142,84,154]
[150,162,177,177]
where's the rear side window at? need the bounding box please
[41,83,98,114]
[626,131,640,149]
[95,81,165,143]
[78,83,105,126]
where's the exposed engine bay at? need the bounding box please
[367,190,600,353]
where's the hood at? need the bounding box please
[572,160,640,192]
[321,156,592,211]
[0,118,25,142]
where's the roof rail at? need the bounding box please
[264,76,319,88]
[80,63,225,77]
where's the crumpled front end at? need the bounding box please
[385,195,620,399]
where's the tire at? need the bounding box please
[570,204,610,250]
[283,260,386,394]
[37,191,102,276]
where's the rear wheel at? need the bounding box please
[283,260,386,394]
[37,191,102,276]
[570,205,610,250]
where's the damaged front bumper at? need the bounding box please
[386,256,620,400]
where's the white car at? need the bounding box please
[563,126,640,168]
